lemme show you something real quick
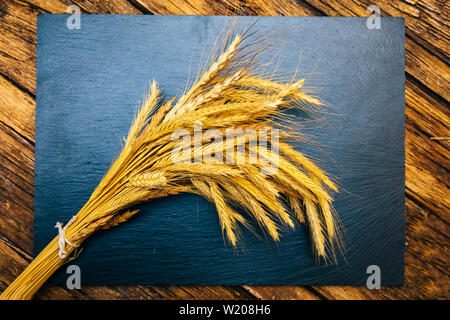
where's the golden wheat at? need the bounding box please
[1,28,340,300]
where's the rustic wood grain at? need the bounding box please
[0,0,448,300]
[0,119,34,252]
[0,0,36,95]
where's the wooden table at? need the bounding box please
[0,0,448,300]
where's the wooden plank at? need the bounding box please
[406,119,449,217]
[242,285,321,300]
[130,0,321,16]
[0,72,35,252]
[0,75,35,142]
[35,285,254,300]
[0,1,36,95]
[406,78,449,147]
[0,120,34,253]
[404,78,449,218]
[0,0,448,300]
[405,37,450,101]
[70,0,141,14]
[388,198,449,299]
[22,0,141,14]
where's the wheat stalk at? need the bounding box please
[1,29,341,300]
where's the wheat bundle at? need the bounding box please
[1,27,340,300]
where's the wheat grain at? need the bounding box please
[129,172,167,188]
[1,26,340,300]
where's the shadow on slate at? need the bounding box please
[35,15,405,285]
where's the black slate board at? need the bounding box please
[35,15,405,285]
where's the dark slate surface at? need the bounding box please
[35,15,405,285]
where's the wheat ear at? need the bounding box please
[1,28,340,300]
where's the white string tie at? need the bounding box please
[55,215,79,259]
